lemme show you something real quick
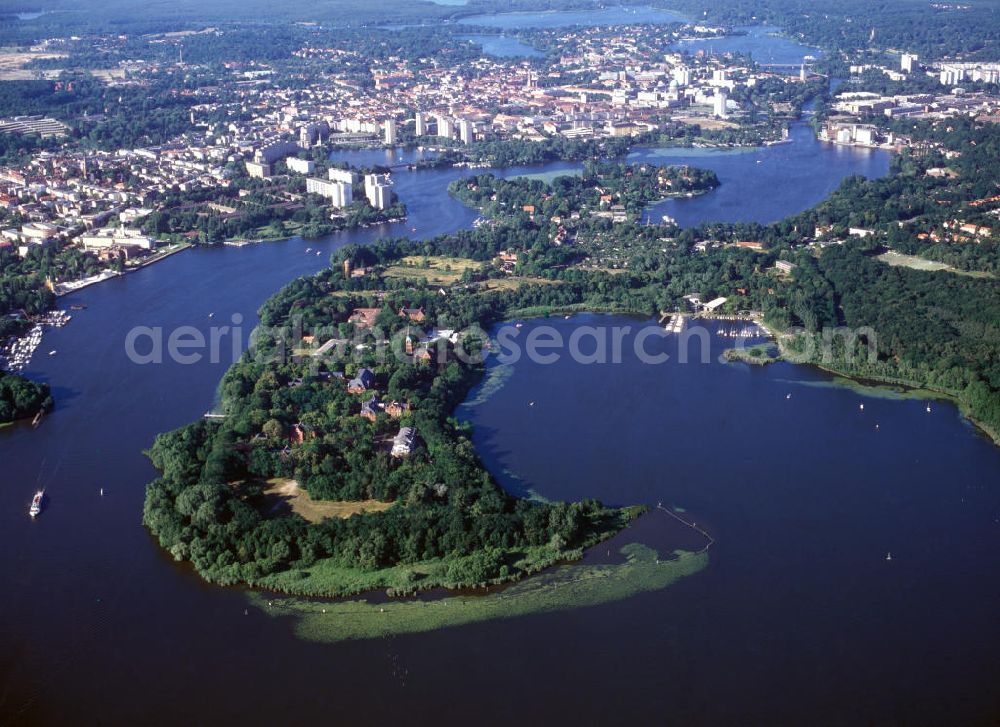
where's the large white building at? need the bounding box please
[364,173,392,209]
[414,112,427,136]
[435,114,453,140]
[307,178,353,207]
[713,90,728,119]
[369,184,391,210]
[328,167,359,185]
[939,66,964,86]
[245,161,271,178]
[458,119,474,145]
[79,228,155,250]
[286,157,315,174]
[383,119,397,145]
[901,53,918,73]
[254,140,299,165]
[20,221,59,242]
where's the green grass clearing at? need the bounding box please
[877,251,993,278]
[476,276,560,292]
[384,255,485,286]
[261,478,393,524]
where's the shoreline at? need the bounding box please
[771,333,1000,448]
[251,506,710,642]
[812,362,1000,447]
[54,242,192,297]
[256,546,707,643]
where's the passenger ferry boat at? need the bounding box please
[29,490,44,518]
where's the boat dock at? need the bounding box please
[1,311,73,374]
[692,311,773,339]
[663,314,687,334]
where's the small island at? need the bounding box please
[450,161,720,227]
[0,370,52,426]
[723,343,781,365]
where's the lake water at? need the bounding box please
[632,121,889,227]
[461,26,814,64]
[458,315,1000,725]
[457,5,687,29]
[675,26,819,66]
[0,34,987,725]
[460,34,545,58]
[331,117,888,233]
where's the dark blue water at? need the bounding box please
[0,48,975,725]
[459,315,1000,725]
[325,147,580,234]
[457,5,687,29]
[337,119,888,234]
[461,34,545,58]
[675,26,819,66]
[461,25,814,67]
[631,122,889,227]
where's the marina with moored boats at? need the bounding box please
[0,310,72,374]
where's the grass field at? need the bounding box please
[384,255,484,286]
[252,544,708,643]
[505,302,648,319]
[673,114,738,130]
[877,251,994,278]
[262,479,393,524]
[571,265,631,275]
[475,276,559,292]
[0,50,67,80]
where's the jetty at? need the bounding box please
[655,503,715,554]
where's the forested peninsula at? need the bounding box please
[146,119,1000,605]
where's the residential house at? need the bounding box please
[360,395,381,422]
[399,306,425,322]
[349,307,381,328]
[384,401,412,418]
[347,367,375,394]
[391,426,417,458]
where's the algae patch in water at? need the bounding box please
[252,544,707,643]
